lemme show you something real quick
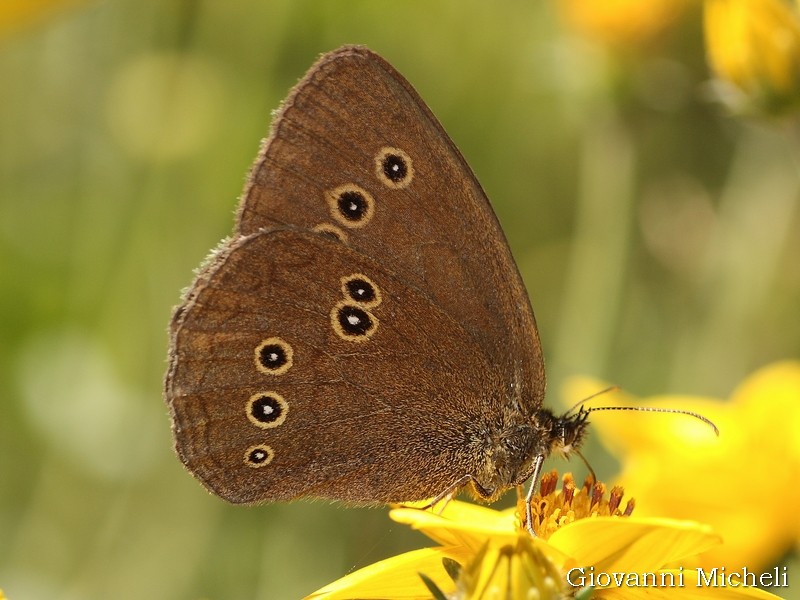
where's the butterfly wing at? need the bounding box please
[237,46,545,412]
[166,228,506,504]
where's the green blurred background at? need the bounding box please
[1,0,798,598]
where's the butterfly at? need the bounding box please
[164,45,591,532]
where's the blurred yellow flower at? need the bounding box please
[0,0,90,37]
[564,361,800,571]
[557,0,694,47]
[306,473,780,599]
[704,0,800,115]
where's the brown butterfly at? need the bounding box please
[164,45,594,527]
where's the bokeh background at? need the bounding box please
[1,1,799,598]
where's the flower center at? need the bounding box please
[520,470,635,538]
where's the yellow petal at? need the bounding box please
[459,537,570,600]
[565,363,800,569]
[736,361,800,451]
[304,546,471,600]
[557,0,693,47]
[549,518,721,573]
[390,503,519,550]
[704,0,800,115]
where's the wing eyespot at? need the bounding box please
[246,392,289,428]
[340,273,382,308]
[244,444,274,468]
[326,184,375,228]
[255,337,293,375]
[375,147,413,189]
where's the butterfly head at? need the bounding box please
[539,406,591,460]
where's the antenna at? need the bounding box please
[583,405,720,436]
[565,385,620,414]
[565,385,719,436]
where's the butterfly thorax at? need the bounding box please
[469,406,590,501]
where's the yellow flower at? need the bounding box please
[563,361,800,571]
[704,0,800,115]
[556,0,694,47]
[306,473,781,599]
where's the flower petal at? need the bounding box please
[564,363,800,569]
[305,546,472,600]
[390,503,519,550]
[550,518,721,573]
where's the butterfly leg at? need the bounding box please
[523,454,545,536]
[416,473,495,514]
[417,474,472,513]
[434,490,456,515]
